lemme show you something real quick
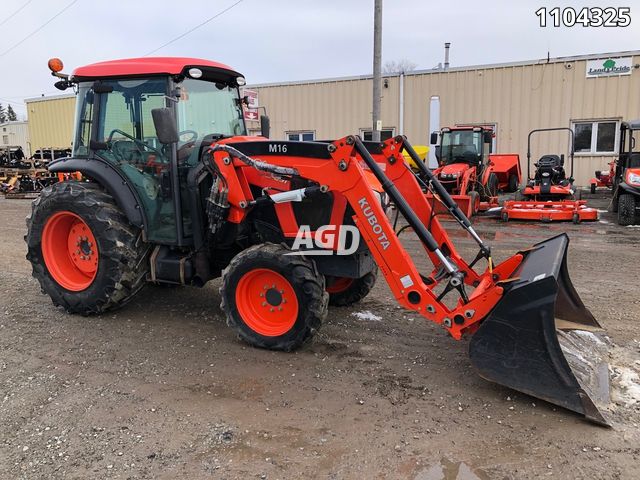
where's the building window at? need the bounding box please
[2,135,8,144]
[573,120,618,154]
[287,131,315,141]
[360,128,395,142]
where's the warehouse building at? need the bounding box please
[248,50,639,185]
[25,93,75,154]
[25,50,639,185]
[0,120,29,156]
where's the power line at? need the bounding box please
[0,0,34,27]
[144,0,244,56]
[0,0,79,58]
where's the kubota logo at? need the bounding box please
[357,197,391,250]
[288,225,360,255]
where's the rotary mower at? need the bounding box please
[502,128,598,223]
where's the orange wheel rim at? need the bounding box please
[41,211,98,291]
[326,277,354,294]
[236,268,298,337]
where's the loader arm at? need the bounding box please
[210,135,522,339]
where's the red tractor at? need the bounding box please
[428,126,520,216]
[26,57,611,425]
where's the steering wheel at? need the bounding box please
[178,130,198,144]
[107,129,165,161]
[177,130,200,164]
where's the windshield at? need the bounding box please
[440,130,482,165]
[176,78,246,141]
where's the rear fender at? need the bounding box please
[480,164,494,185]
[48,157,146,230]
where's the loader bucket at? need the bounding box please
[469,234,611,425]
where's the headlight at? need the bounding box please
[626,171,640,186]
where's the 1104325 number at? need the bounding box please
[535,7,631,27]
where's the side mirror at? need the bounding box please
[434,145,441,160]
[484,131,492,143]
[430,132,438,145]
[260,115,270,139]
[152,108,179,144]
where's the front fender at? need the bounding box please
[49,157,146,230]
[618,182,640,197]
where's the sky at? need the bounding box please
[0,0,638,120]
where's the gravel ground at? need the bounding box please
[0,193,639,479]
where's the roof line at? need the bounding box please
[25,93,76,103]
[247,49,640,88]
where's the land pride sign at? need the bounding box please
[586,57,632,78]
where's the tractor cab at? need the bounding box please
[435,126,493,168]
[50,57,253,245]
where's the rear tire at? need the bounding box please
[508,174,519,193]
[590,183,596,194]
[220,243,328,351]
[327,266,378,306]
[617,193,637,226]
[25,181,149,314]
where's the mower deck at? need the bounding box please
[501,199,598,223]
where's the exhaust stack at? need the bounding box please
[444,42,451,70]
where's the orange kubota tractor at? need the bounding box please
[427,126,520,216]
[27,57,611,425]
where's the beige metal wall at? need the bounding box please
[0,121,30,155]
[253,53,640,186]
[26,94,76,152]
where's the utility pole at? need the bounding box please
[372,0,382,142]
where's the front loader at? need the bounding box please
[26,57,611,425]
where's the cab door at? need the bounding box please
[92,78,178,244]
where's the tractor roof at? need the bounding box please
[72,57,241,80]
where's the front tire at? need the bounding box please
[618,193,637,226]
[220,243,328,351]
[25,181,149,314]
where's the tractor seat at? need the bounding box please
[537,155,562,168]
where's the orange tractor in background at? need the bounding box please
[427,126,520,216]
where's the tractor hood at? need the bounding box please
[439,163,468,178]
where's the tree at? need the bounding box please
[0,104,6,124]
[383,59,418,74]
[6,105,17,121]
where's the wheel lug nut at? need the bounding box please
[259,293,264,297]
[278,307,283,311]
[262,302,267,307]
[270,308,274,312]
